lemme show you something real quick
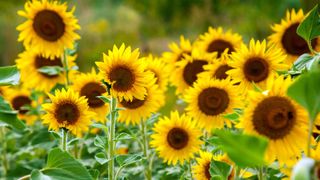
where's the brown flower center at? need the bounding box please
[253,96,296,139]
[33,10,65,42]
[214,65,233,80]
[244,57,269,83]
[35,55,63,78]
[207,40,235,57]
[198,87,229,116]
[12,96,31,114]
[167,128,189,150]
[120,97,146,109]
[281,23,317,56]
[204,162,211,179]
[183,60,208,86]
[109,66,135,92]
[55,102,80,125]
[80,82,106,108]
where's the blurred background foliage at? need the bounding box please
[0,0,316,71]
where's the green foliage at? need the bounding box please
[209,160,232,180]
[0,65,20,86]
[31,148,93,180]
[214,130,268,168]
[287,70,320,121]
[37,66,64,76]
[297,4,320,50]
[291,158,316,180]
[0,96,26,131]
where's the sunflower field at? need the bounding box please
[1,0,320,180]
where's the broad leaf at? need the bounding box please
[215,130,268,167]
[94,135,107,150]
[0,96,26,131]
[297,5,320,46]
[37,66,64,76]
[287,70,320,121]
[94,152,109,165]
[116,153,143,166]
[0,65,20,86]
[209,160,232,180]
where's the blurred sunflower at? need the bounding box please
[227,39,287,93]
[198,53,234,80]
[96,44,154,101]
[171,48,217,95]
[269,9,319,64]
[162,36,193,65]
[145,55,169,92]
[118,83,165,125]
[72,69,108,123]
[184,78,242,131]
[17,0,80,59]
[3,87,37,125]
[16,50,77,92]
[150,111,202,165]
[196,27,243,57]
[239,76,309,165]
[42,89,95,137]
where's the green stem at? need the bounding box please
[0,127,8,176]
[234,166,240,180]
[307,116,314,157]
[108,97,117,180]
[140,119,151,180]
[188,161,193,180]
[62,49,70,86]
[258,166,265,180]
[74,141,78,158]
[62,128,68,151]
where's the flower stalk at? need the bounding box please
[140,119,152,180]
[108,96,117,180]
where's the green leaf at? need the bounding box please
[88,169,100,180]
[94,152,109,165]
[293,53,314,71]
[37,66,64,76]
[297,4,320,46]
[0,96,26,131]
[0,65,20,86]
[209,160,232,180]
[31,148,93,180]
[287,70,320,121]
[97,96,110,104]
[91,123,108,132]
[215,130,268,167]
[116,153,143,166]
[94,135,107,150]
[223,112,240,121]
[115,132,133,141]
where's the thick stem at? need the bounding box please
[140,119,151,180]
[258,166,265,180]
[108,97,117,180]
[62,128,68,151]
[62,50,70,86]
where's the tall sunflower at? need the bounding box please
[239,76,309,165]
[150,111,202,165]
[269,9,320,64]
[184,78,242,131]
[17,0,80,59]
[171,48,217,95]
[72,69,109,123]
[118,83,165,125]
[3,87,37,125]
[227,39,288,93]
[196,27,243,57]
[16,50,77,92]
[96,44,154,101]
[42,88,95,137]
[162,35,193,65]
[145,55,169,92]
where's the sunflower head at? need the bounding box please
[227,39,288,94]
[16,49,77,92]
[42,88,95,137]
[239,76,309,164]
[268,9,320,64]
[196,27,243,57]
[72,69,109,123]
[162,35,193,65]
[171,48,217,95]
[96,44,154,101]
[150,111,202,165]
[144,55,169,92]
[17,0,80,59]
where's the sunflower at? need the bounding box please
[238,76,309,165]
[198,53,234,80]
[2,87,37,125]
[171,48,217,95]
[96,44,154,101]
[72,69,109,123]
[196,27,243,57]
[16,50,77,92]
[184,77,242,131]
[150,111,202,165]
[42,88,95,137]
[227,39,288,93]
[269,9,320,64]
[162,35,193,65]
[17,0,80,59]
[118,83,165,125]
[144,55,169,92]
